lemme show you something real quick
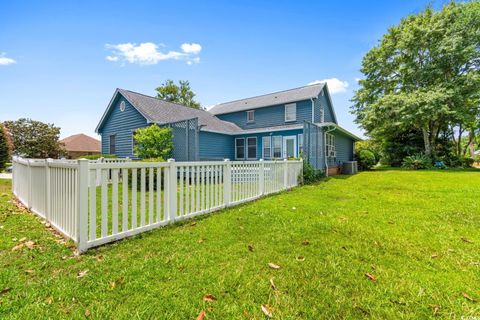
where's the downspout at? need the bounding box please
[324,126,336,177]
[310,98,315,123]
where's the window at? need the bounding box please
[109,134,116,155]
[262,136,271,159]
[285,103,296,122]
[326,133,335,158]
[298,134,304,156]
[235,138,245,160]
[247,110,255,123]
[247,137,257,159]
[120,101,126,112]
[272,136,282,158]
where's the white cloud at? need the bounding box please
[308,78,349,94]
[181,43,202,54]
[106,42,201,65]
[0,53,16,66]
[355,78,361,83]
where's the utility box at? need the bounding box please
[343,161,358,174]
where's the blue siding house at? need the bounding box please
[95,83,361,172]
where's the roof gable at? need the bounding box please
[209,83,325,115]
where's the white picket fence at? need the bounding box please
[12,156,303,252]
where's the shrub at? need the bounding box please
[402,153,432,170]
[134,125,173,159]
[441,154,474,168]
[357,149,376,170]
[302,160,323,184]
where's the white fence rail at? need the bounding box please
[12,156,303,252]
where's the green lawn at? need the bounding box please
[0,169,479,319]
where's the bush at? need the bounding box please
[357,149,376,170]
[440,154,474,168]
[134,125,173,159]
[402,153,432,170]
[302,160,323,184]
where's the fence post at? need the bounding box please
[77,159,89,252]
[45,158,52,220]
[283,159,288,189]
[26,159,32,209]
[167,159,177,222]
[224,159,231,206]
[259,159,265,196]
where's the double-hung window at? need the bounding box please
[272,136,282,158]
[326,133,336,158]
[235,138,245,160]
[246,110,255,123]
[247,137,257,159]
[262,136,271,159]
[109,134,116,155]
[285,103,296,122]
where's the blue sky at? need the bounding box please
[0,0,450,139]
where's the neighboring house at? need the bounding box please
[60,133,101,159]
[95,83,361,173]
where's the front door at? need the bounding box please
[283,136,297,159]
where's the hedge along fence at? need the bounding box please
[12,156,303,252]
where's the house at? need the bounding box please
[60,133,101,159]
[95,83,361,173]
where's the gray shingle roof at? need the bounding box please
[209,83,325,115]
[118,89,243,133]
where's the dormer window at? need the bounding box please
[247,110,255,123]
[285,103,296,122]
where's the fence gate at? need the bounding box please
[303,121,324,170]
[166,118,199,161]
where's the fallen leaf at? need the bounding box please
[428,304,440,314]
[239,226,244,230]
[203,294,217,302]
[463,293,477,302]
[110,281,116,289]
[431,254,438,259]
[196,310,206,320]
[0,288,12,295]
[248,245,255,252]
[18,237,27,242]
[24,241,35,249]
[73,249,80,256]
[269,278,277,290]
[461,237,474,244]
[84,309,91,317]
[25,269,34,274]
[198,238,205,243]
[292,207,296,210]
[365,273,377,282]
[268,263,281,270]
[95,255,104,262]
[296,256,305,262]
[46,296,53,305]
[77,270,89,279]
[261,304,273,317]
[11,243,24,251]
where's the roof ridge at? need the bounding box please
[118,88,206,112]
[212,82,324,107]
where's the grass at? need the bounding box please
[1,169,479,319]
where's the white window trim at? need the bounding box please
[235,137,245,160]
[246,110,255,123]
[246,137,257,160]
[325,133,336,158]
[298,133,303,157]
[272,135,283,159]
[285,103,296,122]
[283,135,297,159]
[262,136,272,159]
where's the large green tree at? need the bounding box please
[4,118,65,158]
[0,124,10,171]
[155,80,202,109]
[352,2,480,158]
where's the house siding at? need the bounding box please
[327,129,354,166]
[316,87,336,123]
[199,131,234,160]
[99,96,148,158]
[216,100,312,130]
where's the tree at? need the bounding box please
[133,124,173,160]
[351,2,480,158]
[0,124,10,171]
[4,118,65,158]
[155,80,202,109]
